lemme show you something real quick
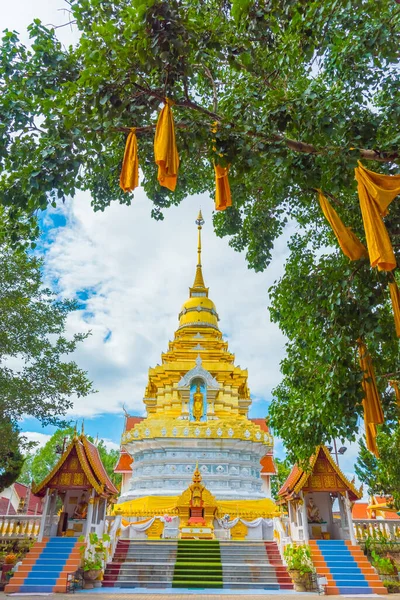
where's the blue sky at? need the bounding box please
[22,191,288,452]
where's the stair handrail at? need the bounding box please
[273,515,291,558]
[105,515,122,562]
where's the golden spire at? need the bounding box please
[192,210,206,291]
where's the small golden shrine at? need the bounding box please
[176,464,217,539]
[33,431,118,539]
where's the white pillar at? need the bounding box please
[84,489,95,538]
[38,489,51,542]
[345,491,357,545]
[301,492,309,543]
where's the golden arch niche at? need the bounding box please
[189,378,207,422]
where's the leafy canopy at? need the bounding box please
[355,432,400,510]
[0,246,93,487]
[0,419,24,493]
[1,0,400,462]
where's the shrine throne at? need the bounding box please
[176,464,217,539]
[188,506,205,525]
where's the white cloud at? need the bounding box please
[42,189,288,422]
[101,439,120,452]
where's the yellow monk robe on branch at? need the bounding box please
[154,98,179,191]
[317,191,367,260]
[119,128,139,192]
[355,162,400,271]
[214,163,232,211]
[358,340,384,457]
[389,281,400,338]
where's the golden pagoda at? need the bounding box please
[115,213,278,528]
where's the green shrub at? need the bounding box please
[383,580,400,593]
[371,550,397,575]
[284,544,315,575]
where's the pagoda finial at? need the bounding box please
[192,210,206,290]
[192,461,202,483]
[81,419,85,436]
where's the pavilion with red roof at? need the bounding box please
[278,446,362,544]
[32,431,118,541]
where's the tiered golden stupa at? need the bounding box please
[115,213,278,523]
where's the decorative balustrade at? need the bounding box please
[354,519,400,542]
[0,515,41,539]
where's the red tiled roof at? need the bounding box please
[0,497,16,515]
[278,465,302,498]
[250,418,270,433]
[33,434,118,498]
[352,502,369,519]
[352,500,399,520]
[125,416,144,432]
[278,446,362,502]
[82,437,119,496]
[260,454,276,474]
[114,452,133,473]
[14,483,43,515]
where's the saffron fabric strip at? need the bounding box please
[358,340,384,457]
[355,162,400,271]
[318,191,367,260]
[389,281,400,338]
[120,128,139,192]
[214,164,232,210]
[154,98,179,191]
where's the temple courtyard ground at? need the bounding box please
[1,594,398,599]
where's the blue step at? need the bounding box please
[316,541,373,595]
[338,588,373,595]
[19,586,56,593]
[20,538,77,593]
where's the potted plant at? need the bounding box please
[284,544,315,592]
[79,533,110,589]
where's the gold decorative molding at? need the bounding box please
[122,417,273,446]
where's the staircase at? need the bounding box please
[220,540,291,589]
[310,540,387,595]
[103,540,177,588]
[5,537,80,593]
[173,540,223,588]
[265,541,294,589]
[103,539,292,590]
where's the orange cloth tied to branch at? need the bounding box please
[358,339,384,457]
[154,98,179,191]
[119,128,139,192]
[318,191,367,260]
[389,380,400,410]
[214,164,232,211]
[389,281,400,338]
[355,162,400,271]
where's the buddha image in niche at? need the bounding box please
[193,384,204,421]
[307,497,323,523]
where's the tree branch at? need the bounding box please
[193,63,218,113]
[124,83,399,163]
[46,20,77,29]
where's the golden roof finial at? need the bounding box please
[192,210,206,290]
[192,461,202,483]
[81,419,85,436]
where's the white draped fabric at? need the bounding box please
[216,517,273,529]
[121,517,156,531]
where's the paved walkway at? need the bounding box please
[1,594,398,599]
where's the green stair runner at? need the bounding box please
[172,540,223,589]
